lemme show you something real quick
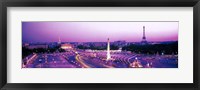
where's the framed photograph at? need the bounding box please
[0,0,199,90]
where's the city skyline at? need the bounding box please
[22,21,178,68]
[22,22,178,43]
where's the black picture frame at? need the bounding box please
[0,0,199,90]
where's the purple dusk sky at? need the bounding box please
[22,22,178,43]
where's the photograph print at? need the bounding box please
[22,21,178,68]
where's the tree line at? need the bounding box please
[122,42,178,55]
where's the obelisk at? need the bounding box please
[107,38,111,60]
